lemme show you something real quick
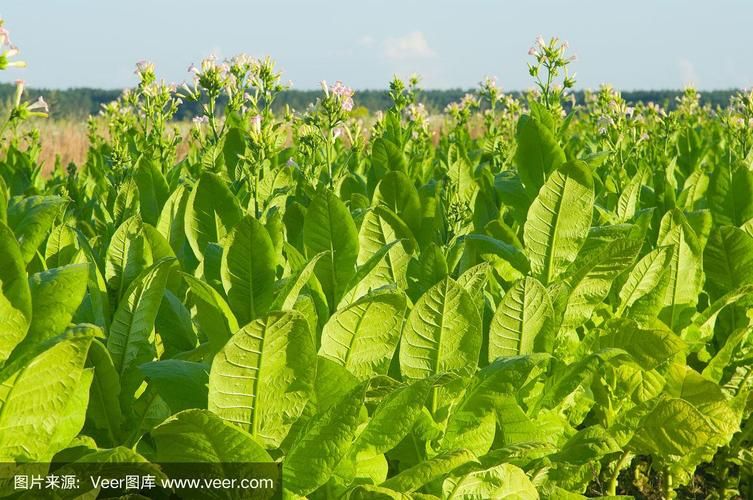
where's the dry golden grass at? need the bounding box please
[36,120,89,173]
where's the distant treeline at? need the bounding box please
[0,83,742,120]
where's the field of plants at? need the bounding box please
[2,20,753,499]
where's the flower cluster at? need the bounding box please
[527,35,576,113]
[322,80,355,112]
[0,17,50,128]
[0,18,25,70]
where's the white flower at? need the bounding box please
[192,115,209,125]
[625,106,635,118]
[536,35,546,48]
[640,132,650,141]
[597,115,614,135]
[528,46,538,57]
[28,96,49,113]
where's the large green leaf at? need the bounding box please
[106,258,175,404]
[221,214,277,324]
[658,209,704,330]
[0,326,96,461]
[85,339,123,448]
[616,246,673,323]
[185,172,243,259]
[373,170,422,237]
[515,114,566,197]
[523,160,594,285]
[283,384,365,496]
[0,222,31,366]
[208,311,315,448]
[303,190,359,309]
[400,277,482,381]
[357,209,412,290]
[703,225,753,300]
[489,277,553,361]
[380,448,477,493]
[140,359,209,413]
[7,195,67,264]
[17,264,89,354]
[350,378,434,459]
[106,216,152,300]
[443,462,539,500]
[146,409,272,462]
[183,273,238,356]
[443,355,550,456]
[319,289,407,380]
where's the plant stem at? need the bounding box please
[607,451,632,496]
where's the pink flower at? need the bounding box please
[135,60,154,75]
[250,114,262,133]
[0,27,11,47]
[330,81,354,111]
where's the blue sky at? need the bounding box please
[2,0,752,91]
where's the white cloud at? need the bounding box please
[382,32,436,61]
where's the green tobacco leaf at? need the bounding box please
[598,320,686,370]
[443,462,538,500]
[140,359,209,413]
[185,172,243,259]
[319,289,407,380]
[85,339,123,448]
[0,222,31,366]
[0,326,96,461]
[304,190,359,309]
[350,378,434,459]
[146,409,272,462]
[7,195,67,264]
[559,237,641,330]
[443,355,550,456]
[380,448,477,493]
[658,209,703,330]
[183,273,238,357]
[704,225,753,300]
[708,161,753,227]
[15,264,89,356]
[489,277,553,361]
[460,234,530,282]
[45,223,80,268]
[221,214,277,324]
[134,157,169,226]
[515,114,566,197]
[107,258,175,405]
[524,160,594,285]
[400,278,482,381]
[106,216,152,300]
[157,184,193,267]
[358,208,413,290]
[616,246,673,323]
[208,311,315,448]
[272,251,326,311]
[373,170,422,237]
[283,384,365,496]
